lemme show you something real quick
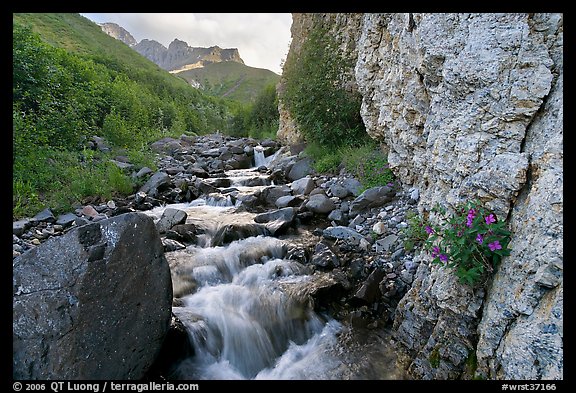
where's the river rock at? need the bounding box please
[31,208,56,224]
[291,177,315,195]
[260,185,292,206]
[13,219,31,236]
[322,226,365,244]
[349,186,395,216]
[13,212,172,379]
[275,195,302,208]
[139,172,171,198]
[311,242,340,269]
[305,194,336,214]
[156,208,188,234]
[287,157,314,181]
[352,268,386,305]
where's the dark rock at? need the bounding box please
[290,177,315,195]
[74,217,90,227]
[349,186,395,216]
[31,208,56,224]
[328,183,350,199]
[150,137,182,154]
[164,166,185,175]
[287,158,314,181]
[156,208,188,233]
[323,226,365,244]
[166,223,198,243]
[342,178,363,197]
[305,194,336,214]
[311,242,340,269]
[275,195,302,208]
[254,207,296,236]
[139,172,171,198]
[13,213,172,379]
[186,166,210,178]
[162,238,187,252]
[13,219,31,236]
[260,185,292,206]
[352,269,386,305]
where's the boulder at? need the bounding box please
[305,194,336,214]
[352,268,386,304]
[254,207,296,236]
[13,213,172,379]
[275,195,301,208]
[139,172,171,198]
[287,157,314,181]
[322,226,366,245]
[31,208,55,224]
[13,219,31,236]
[328,183,350,199]
[311,242,340,269]
[156,208,188,234]
[349,186,395,216]
[290,177,315,195]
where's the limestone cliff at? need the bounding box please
[133,38,244,72]
[280,12,563,379]
[99,22,137,47]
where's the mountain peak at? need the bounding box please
[99,22,137,47]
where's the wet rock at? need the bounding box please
[186,166,210,178]
[163,238,187,252]
[13,213,172,379]
[349,186,395,216]
[352,269,386,305]
[166,224,198,244]
[305,194,336,214]
[260,185,292,206]
[311,242,340,269]
[139,172,171,198]
[255,207,296,236]
[156,208,188,233]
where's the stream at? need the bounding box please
[143,147,405,380]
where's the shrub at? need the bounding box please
[402,210,429,252]
[342,143,395,191]
[423,200,512,286]
[281,24,367,148]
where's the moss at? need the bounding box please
[429,347,441,369]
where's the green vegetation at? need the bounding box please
[228,84,280,140]
[429,347,441,369]
[12,14,237,218]
[402,211,430,252]
[423,201,512,286]
[281,24,367,148]
[176,61,280,104]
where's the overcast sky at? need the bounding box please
[81,13,292,75]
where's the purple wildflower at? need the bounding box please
[439,254,448,263]
[425,226,434,235]
[485,214,496,225]
[432,246,440,258]
[488,241,502,251]
[457,231,463,237]
[466,209,476,227]
[476,234,484,244]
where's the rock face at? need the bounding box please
[133,38,244,72]
[13,213,173,379]
[281,13,563,380]
[99,22,137,46]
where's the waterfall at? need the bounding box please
[253,146,271,168]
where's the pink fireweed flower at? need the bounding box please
[425,226,434,235]
[476,234,484,244]
[432,246,440,258]
[485,214,496,225]
[439,254,448,263]
[488,241,502,251]
[466,209,476,227]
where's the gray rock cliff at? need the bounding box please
[280,12,563,379]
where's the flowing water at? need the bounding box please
[145,148,404,380]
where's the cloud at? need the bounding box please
[81,13,292,74]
